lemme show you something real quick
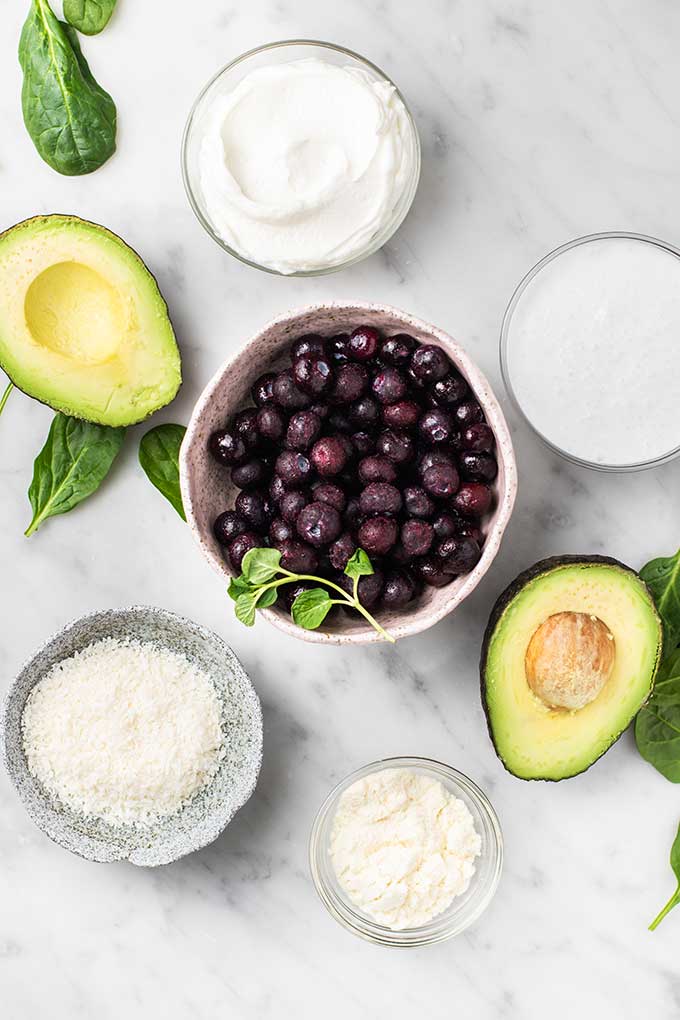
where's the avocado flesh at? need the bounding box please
[482,557,662,780]
[0,215,181,426]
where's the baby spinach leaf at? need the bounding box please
[344,548,374,581]
[257,588,279,609]
[635,650,680,782]
[291,588,333,630]
[26,413,125,536]
[63,0,116,35]
[139,424,186,520]
[649,821,680,930]
[228,575,256,601]
[641,549,680,656]
[234,592,257,627]
[241,547,281,585]
[19,0,117,175]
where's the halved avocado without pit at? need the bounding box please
[0,215,181,426]
[481,556,662,780]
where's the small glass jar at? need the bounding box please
[181,40,421,277]
[309,757,503,946]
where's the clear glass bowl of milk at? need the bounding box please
[500,232,680,471]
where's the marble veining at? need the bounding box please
[2,0,680,1017]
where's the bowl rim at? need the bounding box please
[499,230,680,472]
[1,605,263,866]
[180,300,518,645]
[308,756,504,946]
[180,38,421,277]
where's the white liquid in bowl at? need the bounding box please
[504,235,680,468]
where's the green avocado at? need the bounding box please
[481,556,662,781]
[0,215,181,426]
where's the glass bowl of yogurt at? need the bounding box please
[309,757,503,946]
[500,231,680,471]
[181,40,421,276]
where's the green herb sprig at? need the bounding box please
[228,547,396,643]
[649,821,680,931]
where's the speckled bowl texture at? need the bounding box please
[1,607,263,866]
[180,302,517,644]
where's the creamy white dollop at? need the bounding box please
[197,58,418,274]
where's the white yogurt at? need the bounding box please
[504,235,680,467]
[196,58,418,274]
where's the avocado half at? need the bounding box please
[481,556,662,781]
[0,215,181,426]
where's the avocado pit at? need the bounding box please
[525,611,615,710]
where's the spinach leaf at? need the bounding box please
[26,413,125,536]
[63,0,116,35]
[649,821,680,930]
[19,0,116,175]
[635,649,680,781]
[641,549,680,656]
[291,588,333,630]
[241,547,281,585]
[344,548,374,581]
[138,424,186,520]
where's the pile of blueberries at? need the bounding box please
[209,326,498,615]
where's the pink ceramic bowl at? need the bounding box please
[180,302,517,645]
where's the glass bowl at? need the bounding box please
[500,231,680,472]
[309,757,503,946]
[181,40,421,277]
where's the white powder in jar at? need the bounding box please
[329,768,481,930]
[21,637,225,826]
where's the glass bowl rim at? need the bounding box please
[180,38,422,277]
[499,230,680,472]
[308,756,503,947]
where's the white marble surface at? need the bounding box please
[2,1,680,1016]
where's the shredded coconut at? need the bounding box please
[21,637,225,826]
[330,768,481,930]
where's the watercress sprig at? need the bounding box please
[649,821,680,931]
[228,547,396,643]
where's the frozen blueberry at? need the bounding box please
[359,482,402,516]
[328,333,350,363]
[213,510,247,545]
[349,395,381,428]
[312,481,347,512]
[329,363,368,404]
[290,334,327,360]
[269,517,294,546]
[257,406,285,442]
[235,490,272,530]
[231,458,268,489]
[418,408,454,445]
[269,474,287,505]
[414,556,454,588]
[286,411,322,451]
[234,408,260,449]
[382,569,417,608]
[209,429,247,467]
[383,400,420,429]
[337,569,384,609]
[380,333,417,366]
[311,436,348,477]
[357,515,398,556]
[329,532,357,571]
[403,486,435,518]
[453,400,485,428]
[275,450,312,488]
[351,431,376,457]
[347,325,380,361]
[227,532,260,572]
[278,540,319,574]
[422,462,459,499]
[418,449,454,475]
[376,429,415,464]
[401,519,434,557]
[279,488,310,523]
[296,501,342,547]
[462,423,495,452]
[293,354,334,397]
[358,455,397,485]
[432,511,463,541]
[273,370,312,410]
[437,535,482,574]
[251,372,277,407]
[410,344,450,383]
[453,482,493,517]
[459,451,498,482]
[430,373,468,407]
[372,367,407,405]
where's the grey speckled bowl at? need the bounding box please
[180,302,517,645]
[1,607,263,866]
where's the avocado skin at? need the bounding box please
[480,554,661,782]
[0,213,181,425]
